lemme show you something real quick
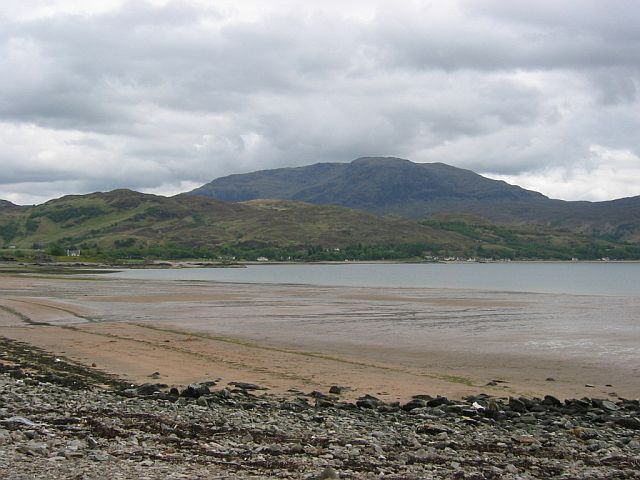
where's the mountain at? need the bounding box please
[190,157,640,241]
[191,157,546,215]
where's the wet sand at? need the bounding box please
[0,272,638,401]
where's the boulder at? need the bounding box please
[228,382,267,391]
[402,399,428,411]
[427,396,450,408]
[180,383,211,399]
[616,417,640,430]
[508,397,527,413]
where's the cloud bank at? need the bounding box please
[0,0,639,204]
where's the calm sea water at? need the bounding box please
[103,262,640,388]
[107,262,640,296]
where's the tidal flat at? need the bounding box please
[0,271,638,401]
[2,270,640,479]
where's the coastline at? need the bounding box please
[4,257,640,271]
[2,268,640,478]
[1,334,639,479]
[1,271,638,401]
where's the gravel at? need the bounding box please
[0,337,638,479]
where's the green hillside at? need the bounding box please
[421,215,640,261]
[0,190,469,260]
[1,189,639,262]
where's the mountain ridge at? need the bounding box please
[190,157,640,241]
[191,157,548,207]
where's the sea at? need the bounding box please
[107,261,640,296]
[103,262,640,389]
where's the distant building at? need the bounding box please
[66,249,81,257]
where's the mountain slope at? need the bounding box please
[0,199,24,245]
[191,157,546,213]
[0,200,18,209]
[190,157,640,241]
[1,189,637,261]
[0,189,467,250]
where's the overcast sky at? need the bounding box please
[1,0,639,205]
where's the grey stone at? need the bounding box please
[601,400,619,411]
[427,396,450,407]
[356,395,382,409]
[88,452,111,462]
[504,464,518,473]
[180,383,211,398]
[136,383,162,396]
[509,397,528,413]
[543,395,562,407]
[2,416,38,427]
[329,386,349,395]
[228,382,267,391]
[402,399,427,411]
[616,417,640,430]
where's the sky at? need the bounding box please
[1,0,639,205]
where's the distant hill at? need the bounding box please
[190,157,640,242]
[0,199,23,246]
[1,189,638,261]
[0,199,19,209]
[0,189,466,251]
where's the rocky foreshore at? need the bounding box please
[0,337,638,479]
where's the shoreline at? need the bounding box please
[2,270,640,477]
[1,335,639,479]
[3,257,640,271]
[1,272,638,402]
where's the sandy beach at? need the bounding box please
[0,270,638,401]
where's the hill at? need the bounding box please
[190,157,640,242]
[1,189,638,261]
[0,200,18,209]
[0,189,473,259]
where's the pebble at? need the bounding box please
[314,466,339,479]
[2,416,38,427]
[0,340,639,479]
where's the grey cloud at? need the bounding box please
[370,1,640,73]
[466,0,640,40]
[0,0,639,204]
[587,68,638,106]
